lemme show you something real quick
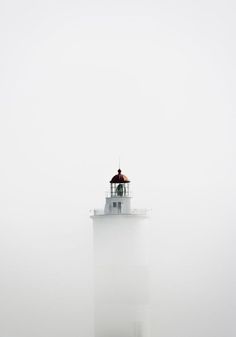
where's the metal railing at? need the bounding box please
[105,191,132,197]
[91,208,148,217]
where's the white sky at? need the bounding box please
[0,0,236,336]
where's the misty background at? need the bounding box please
[0,0,236,336]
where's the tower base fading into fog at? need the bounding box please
[91,169,150,337]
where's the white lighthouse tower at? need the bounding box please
[91,169,150,337]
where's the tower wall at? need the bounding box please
[104,196,131,214]
[92,215,150,337]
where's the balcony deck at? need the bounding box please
[90,208,148,218]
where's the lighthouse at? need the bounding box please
[91,169,150,337]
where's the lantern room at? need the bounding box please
[109,169,130,197]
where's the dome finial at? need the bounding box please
[118,168,121,174]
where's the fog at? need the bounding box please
[0,0,236,336]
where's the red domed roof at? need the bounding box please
[110,169,130,183]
